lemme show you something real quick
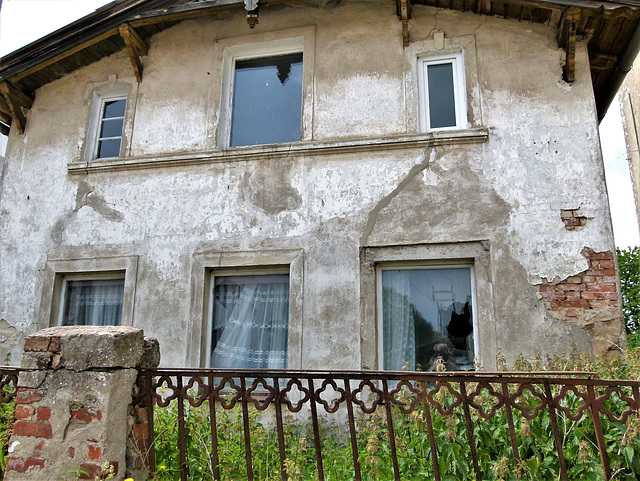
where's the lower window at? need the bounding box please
[59,275,125,326]
[209,272,289,369]
[379,266,475,371]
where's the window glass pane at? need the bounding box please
[99,118,124,139]
[210,273,289,369]
[62,278,124,326]
[382,268,473,371]
[230,53,303,147]
[427,62,456,129]
[103,99,126,119]
[97,139,121,158]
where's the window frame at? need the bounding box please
[56,271,126,327]
[93,97,127,160]
[84,83,132,161]
[417,52,467,132]
[206,266,291,369]
[376,261,477,371]
[38,256,138,330]
[216,28,315,149]
[189,249,304,368]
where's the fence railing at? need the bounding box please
[0,368,19,403]
[133,369,640,481]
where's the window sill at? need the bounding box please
[67,128,489,174]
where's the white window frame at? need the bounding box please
[218,36,307,149]
[206,266,291,368]
[93,97,127,159]
[57,271,126,326]
[84,83,131,161]
[417,52,467,132]
[376,261,477,371]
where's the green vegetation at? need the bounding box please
[148,349,640,481]
[618,246,640,339]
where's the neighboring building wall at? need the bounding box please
[620,61,640,232]
[0,1,623,369]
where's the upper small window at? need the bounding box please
[418,53,466,131]
[95,98,126,159]
[58,274,125,326]
[209,272,289,369]
[229,53,303,147]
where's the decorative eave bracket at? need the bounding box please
[397,0,411,47]
[0,81,34,134]
[245,0,259,29]
[119,24,149,83]
[558,8,580,83]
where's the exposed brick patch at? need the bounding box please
[34,440,45,457]
[69,447,75,459]
[78,462,102,479]
[86,445,102,461]
[538,248,620,321]
[70,408,102,423]
[561,208,589,230]
[37,407,51,421]
[12,420,53,439]
[15,388,43,404]
[5,456,45,473]
[14,405,35,420]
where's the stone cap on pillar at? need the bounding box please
[21,326,159,371]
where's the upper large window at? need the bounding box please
[379,265,475,371]
[230,53,303,147]
[418,53,467,131]
[209,271,290,369]
[218,35,309,149]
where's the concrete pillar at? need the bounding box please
[3,326,159,480]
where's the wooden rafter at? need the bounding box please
[397,0,411,47]
[559,8,581,83]
[119,24,149,83]
[0,81,34,133]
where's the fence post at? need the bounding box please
[3,326,159,481]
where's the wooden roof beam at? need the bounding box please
[0,81,33,133]
[397,0,411,47]
[119,24,149,83]
[559,8,581,82]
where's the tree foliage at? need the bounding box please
[617,246,640,335]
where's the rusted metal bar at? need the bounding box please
[343,378,362,481]
[543,380,568,481]
[587,384,611,480]
[382,380,401,481]
[273,376,288,481]
[144,373,156,475]
[419,380,441,481]
[308,378,325,481]
[176,375,188,481]
[501,383,521,466]
[460,381,482,481]
[134,368,640,481]
[240,376,254,481]
[208,374,221,481]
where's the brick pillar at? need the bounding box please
[3,326,159,481]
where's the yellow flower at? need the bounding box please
[124,478,134,481]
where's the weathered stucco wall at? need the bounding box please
[0,0,623,368]
[620,61,640,230]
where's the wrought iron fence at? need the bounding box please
[134,369,640,481]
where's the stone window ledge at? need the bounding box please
[67,128,489,174]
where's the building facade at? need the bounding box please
[0,0,635,369]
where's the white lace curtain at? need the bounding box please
[61,279,124,326]
[382,270,416,371]
[210,275,289,369]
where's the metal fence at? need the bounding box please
[0,368,19,403]
[134,369,640,481]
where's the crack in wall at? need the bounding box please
[360,147,438,245]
